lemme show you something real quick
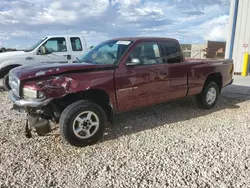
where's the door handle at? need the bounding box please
[63,54,71,60]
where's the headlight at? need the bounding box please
[9,72,20,97]
[23,87,45,99]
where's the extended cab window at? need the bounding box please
[70,37,82,51]
[161,41,182,64]
[129,42,161,65]
[43,37,67,53]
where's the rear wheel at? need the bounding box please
[59,100,106,147]
[196,82,219,109]
[2,73,11,91]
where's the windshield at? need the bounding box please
[24,37,48,52]
[78,40,133,65]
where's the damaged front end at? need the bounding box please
[8,73,80,138]
[25,115,51,138]
[25,107,55,138]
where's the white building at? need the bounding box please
[225,0,250,74]
[190,44,207,59]
[181,44,207,59]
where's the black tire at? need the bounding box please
[2,73,11,91]
[59,100,106,147]
[196,82,219,109]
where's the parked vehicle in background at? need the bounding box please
[8,37,234,147]
[0,35,88,90]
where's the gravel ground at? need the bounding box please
[0,83,250,188]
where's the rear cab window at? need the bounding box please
[70,37,83,51]
[160,41,183,64]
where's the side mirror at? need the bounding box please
[126,58,141,66]
[38,46,51,55]
[38,46,46,55]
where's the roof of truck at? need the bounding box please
[45,35,86,38]
[110,37,179,42]
[44,36,178,43]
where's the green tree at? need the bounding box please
[0,47,6,52]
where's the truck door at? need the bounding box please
[115,41,170,112]
[36,37,70,63]
[159,41,188,100]
[69,37,87,63]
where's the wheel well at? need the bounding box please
[0,64,21,78]
[204,73,222,92]
[54,89,114,123]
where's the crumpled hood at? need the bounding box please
[10,62,114,81]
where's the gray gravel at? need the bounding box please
[1,83,250,188]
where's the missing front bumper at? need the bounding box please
[8,90,53,137]
[24,115,52,138]
[27,115,52,137]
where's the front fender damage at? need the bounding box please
[36,75,81,99]
[25,75,82,137]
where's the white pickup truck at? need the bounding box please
[0,35,88,90]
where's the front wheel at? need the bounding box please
[2,73,11,91]
[196,82,219,109]
[59,100,106,147]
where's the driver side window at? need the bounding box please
[42,37,67,53]
[129,42,162,65]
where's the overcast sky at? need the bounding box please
[0,0,230,49]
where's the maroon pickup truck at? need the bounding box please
[8,37,234,147]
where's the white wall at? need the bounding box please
[225,0,236,59]
[226,0,250,73]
